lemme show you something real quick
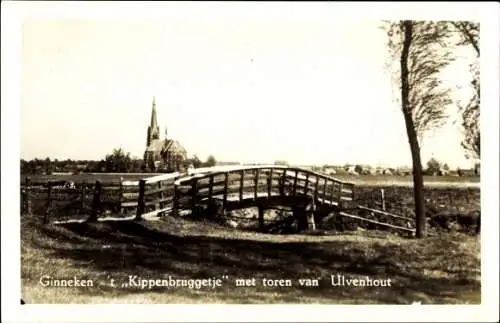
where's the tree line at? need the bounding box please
[21,149,217,175]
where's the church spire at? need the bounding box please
[146,96,160,147]
[150,96,158,128]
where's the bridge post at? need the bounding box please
[306,198,316,231]
[337,183,343,208]
[279,169,286,196]
[314,175,319,201]
[292,169,299,196]
[258,205,265,232]
[254,169,260,200]
[267,168,273,197]
[322,177,327,203]
[293,205,307,232]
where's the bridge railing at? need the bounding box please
[171,166,356,216]
[133,172,182,220]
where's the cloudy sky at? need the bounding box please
[19,3,479,168]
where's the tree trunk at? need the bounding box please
[400,21,426,238]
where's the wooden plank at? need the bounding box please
[145,186,172,196]
[158,196,174,204]
[140,206,173,218]
[357,205,414,222]
[122,192,139,199]
[121,201,138,208]
[145,172,181,184]
[339,211,415,233]
[122,180,139,186]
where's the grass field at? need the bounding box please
[21,173,480,187]
[20,171,481,304]
[21,215,480,304]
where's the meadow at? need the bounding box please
[20,172,481,304]
[21,173,481,187]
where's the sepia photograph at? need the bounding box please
[2,1,499,322]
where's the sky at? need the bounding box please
[20,4,479,169]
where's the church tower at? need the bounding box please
[146,96,160,147]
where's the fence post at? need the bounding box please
[381,188,386,211]
[87,180,102,223]
[239,170,244,202]
[24,177,32,216]
[119,179,124,214]
[208,176,214,200]
[172,185,179,217]
[158,180,164,217]
[135,179,146,221]
[43,183,53,224]
[222,172,229,212]
[191,178,198,216]
[80,182,86,214]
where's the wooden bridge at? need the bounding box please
[118,165,355,231]
[21,165,416,234]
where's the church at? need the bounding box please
[143,97,188,172]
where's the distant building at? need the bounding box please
[143,97,188,172]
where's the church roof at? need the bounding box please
[163,139,187,157]
[145,139,164,152]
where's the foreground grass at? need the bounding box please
[21,215,481,304]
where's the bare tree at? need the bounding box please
[385,21,456,238]
[453,22,480,160]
